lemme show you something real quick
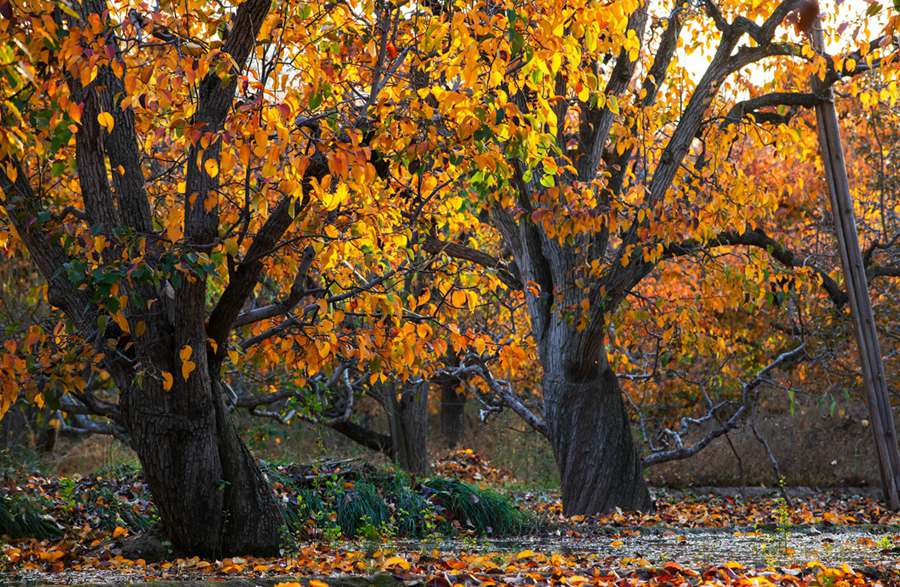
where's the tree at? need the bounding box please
[0,0,504,551]
[0,0,291,556]
[359,0,900,513]
[2,0,899,556]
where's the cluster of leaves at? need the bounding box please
[0,463,158,541]
[2,539,897,585]
[432,448,517,487]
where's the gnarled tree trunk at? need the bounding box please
[439,382,465,449]
[542,364,651,514]
[122,369,282,557]
[528,309,652,515]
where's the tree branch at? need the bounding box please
[643,344,805,465]
[663,228,848,307]
[423,237,522,289]
[721,92,820,127]
[440,355,547,437]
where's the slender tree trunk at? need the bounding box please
[440,382,465,449]
[121,371,283,557]
[542,364,652,514]
[385,381,430,474]
[809,19,900,510]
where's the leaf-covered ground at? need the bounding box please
[2,455,900,585]
[4,540,899,585]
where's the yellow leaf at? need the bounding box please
[451,290,467,307]
[97,111,115,132]
[67,102,82,124]
[113,526,128,538]
[180,345,193,362]
[38,550,65,562]
[161,371,174,391]
[516,549,536,560]
[165,207,182,242]
[204,158,219,178]
[309,581,329,587]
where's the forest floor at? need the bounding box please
[2,450,900,585]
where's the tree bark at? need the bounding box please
[439,382,465,449]
[121,372,283,557]
[542,364,652,514]
[0,402,31,449]
[385,381,430,474]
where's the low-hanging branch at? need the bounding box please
[663,228,900,308]
[642,344,806,466]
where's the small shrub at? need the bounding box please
[277,465,537,541]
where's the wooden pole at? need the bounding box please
[808,19,900,510]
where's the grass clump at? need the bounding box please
[423,477,534,536]
[273,463,537,542]
[0,493,63,540]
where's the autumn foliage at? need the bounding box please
[0,0,898,563]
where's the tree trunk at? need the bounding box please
[0,402,31,449]
[439,382,465,449]
[121,374,283,557]
[385,381,430,474]
[542,364,652,514]
[808,19,900,510]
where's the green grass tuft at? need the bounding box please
[423,477,534,536]
[0,493,63,540]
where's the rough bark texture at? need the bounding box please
[543,365,652,514]
[386,382,430,474]
[439,382,465,449]
[122,373,282,557]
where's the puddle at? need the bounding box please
[391,525,900,566]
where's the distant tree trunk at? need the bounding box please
[385,381,430,474]
[0,403,31,449]
[121,364,283,557]
[36,424,57,453]
[440,382,465,449]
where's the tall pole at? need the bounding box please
[808,19,900,509]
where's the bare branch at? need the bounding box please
[232,245,317,327]
[643,344,805,465]
[721,92,820,127]
[440,355,547,436]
